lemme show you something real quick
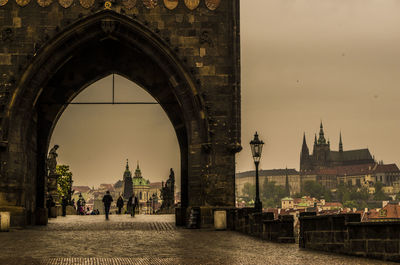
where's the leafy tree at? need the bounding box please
[358,200,368,210]
[241,182,256,204]
[303,181,326,198]
[350,187,370,202]
[56,165,73,203]
[262,180,286,208]
[373,182,390,201]
[343,200,358,209]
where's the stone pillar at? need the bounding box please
[47,173,60,218]
[47,173,59,203]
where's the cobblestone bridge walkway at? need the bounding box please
[0,215,396,265]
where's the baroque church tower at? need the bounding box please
[122,159,133,200]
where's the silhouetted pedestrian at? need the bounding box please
[133,196,139,217]
[102,191,113,220]
[127,195,133,216]
[61,195,68,217]
[117,195,124,214]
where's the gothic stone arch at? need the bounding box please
[0,1,240,227]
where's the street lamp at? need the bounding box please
[250,132,264,212]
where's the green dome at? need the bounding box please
[132,177,150,186]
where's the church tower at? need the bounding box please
[300,133,312,171]
[312,122,331,168]
[122,159,133,200]
[339,132,343,152]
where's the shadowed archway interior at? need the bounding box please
[6,12,210,222]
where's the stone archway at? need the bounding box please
[0,2,240,228]
[7,11,208,225]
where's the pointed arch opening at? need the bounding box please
[6,11,210,224]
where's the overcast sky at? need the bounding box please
[51,0,400,187]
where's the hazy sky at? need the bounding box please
[50,76,180,188]
[51,0,400,187]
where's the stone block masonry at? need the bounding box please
[300,213,400,262]
[230,208,295,243]
[0,0,241,227]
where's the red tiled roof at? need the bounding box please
[293,198,302,204]
[374,164,400,174]
[324,202,343,207]
[149,182,162,189]
[366,203,400,220]
[99,184,114,191]
[313,163,400,177]
[72,186,91,193]
[313,163,376,176]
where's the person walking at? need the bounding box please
[117,195,124,215]
[133,196,139,217]
[61,195,68,217]
[76,198,81,215]
[127,195,133,216]
[102,190,113,220]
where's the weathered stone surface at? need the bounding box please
[0,0,241,227]
[300,214,400,262]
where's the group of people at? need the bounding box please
[49,191,138,220]
[102,191,139,220]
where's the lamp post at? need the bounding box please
[250,132,264,212]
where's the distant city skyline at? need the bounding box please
[51,0,400,187]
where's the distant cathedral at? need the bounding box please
[300,122,375,171]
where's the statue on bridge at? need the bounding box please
[160,168,175,212]
[47,144,59,175]
[46,145,60,209]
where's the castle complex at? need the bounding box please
[300,122,375,171]
[237,122,400,198]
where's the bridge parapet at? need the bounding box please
[299,213,400,262]
[232,208,295,244]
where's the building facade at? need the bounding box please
[236,168,301,197]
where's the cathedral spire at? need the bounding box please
[125,159,129,171]
[314,133,317,145]
[318,121,326,144]
[339,132,343,152]
[301,132,309,155]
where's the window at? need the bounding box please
[356,179,361,187]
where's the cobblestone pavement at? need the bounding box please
[0,215,396,265]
